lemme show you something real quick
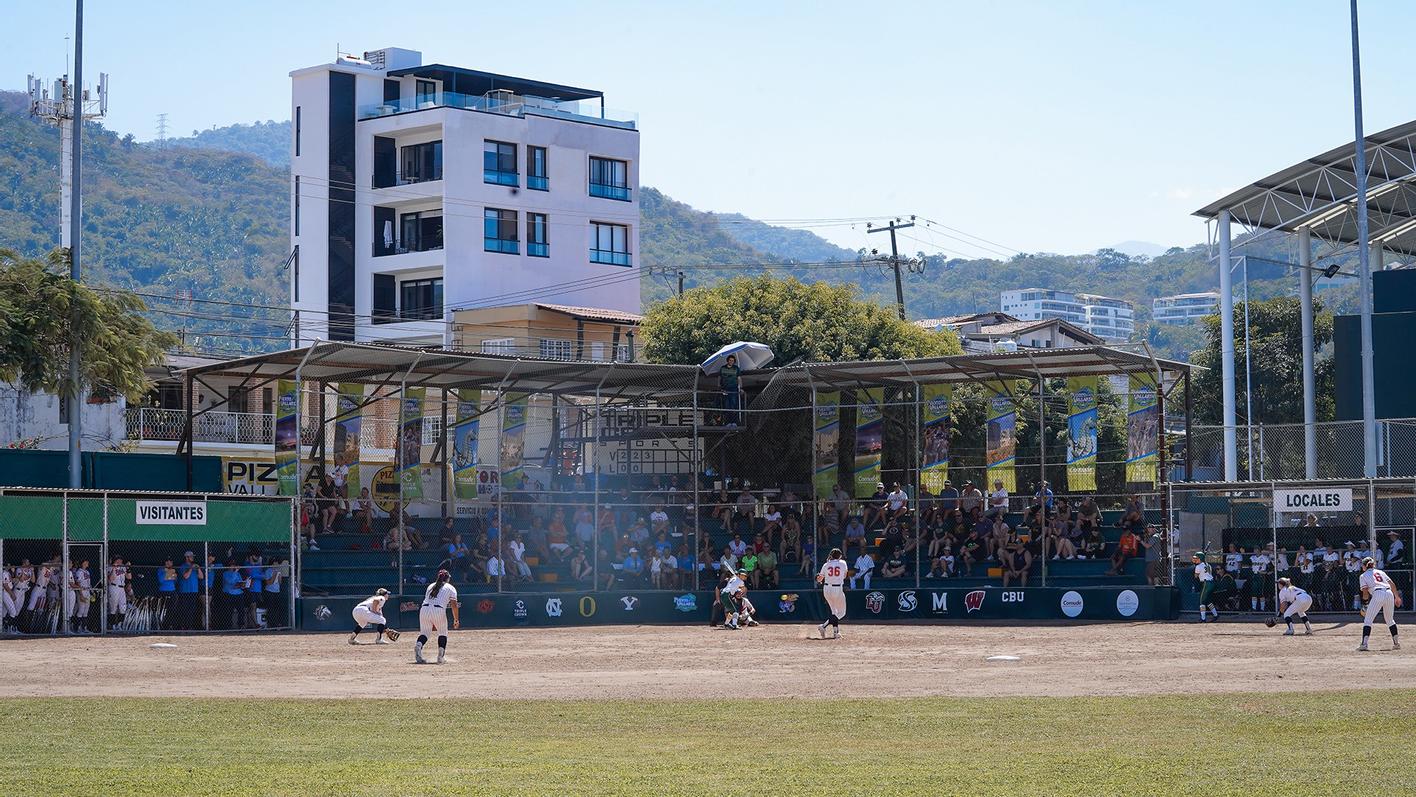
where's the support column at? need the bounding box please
[1298,228,1317,480]
[1218,211,1238,481]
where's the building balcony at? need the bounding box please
[527,242,549,258]
[485,238,520,255]
[484,169,519,187]
[125,407,400,449]
[589,182,632,201]
[590,248,632,266]
[527,175,549,191]
[359,91,637,130]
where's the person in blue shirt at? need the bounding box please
[156,558,178,630]
[176,551,201,630]
[243,553,266,629]
[220,559,246,630]
[263,559,284,629]
[622,547,645,587]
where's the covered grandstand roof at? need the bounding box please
[183,342,1187,398]
[1194,118,1416,256]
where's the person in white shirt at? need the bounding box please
[1193,552,1218,622]
[0,568,17,630]
[416,570,459,664]
[1387,530,1407,568]
[885,484,909,522]
[815,547,848,639]
[349,587,392,645]
[720,569,753,630]
[107,558,130,628]
[1249,548,1271,612]
[661,550,678,590]
[1357,557,1402,652]
[486,553,506,580]
[987,480,1008,517]
[851,552,874,590]
[507,534,532,582]
[1274,577,1312,636]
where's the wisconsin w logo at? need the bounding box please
[964,590,986,613]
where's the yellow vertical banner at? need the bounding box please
[1066,377,1098,491]
[920,384,951,493]
[853,388,884,498]
[985,384,1016,493]
[1126,375,1159,484]
[813,391,840,498]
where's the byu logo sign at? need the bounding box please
[1274,488,1352,513]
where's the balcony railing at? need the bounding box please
[484,169,519,187]
[590,248,632,266]
[527,175,548,191]
[373,170,442,188]
[527,242,549,258]
[589,182,632,201]
[125,407,399,449]
[485,238,520,255]
[359,91,637,130]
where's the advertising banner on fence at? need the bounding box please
[853,388,884,498]
[500,393,529,491]
[920,384,951,493]
[1126,375,1159,484]
[398,387,426,500]
[452,390,481,501]
[274,379,299,496]
[985,384,1016,493]
[813,391,840,497]
[1066,376,1098,491]
[334,384,363,499]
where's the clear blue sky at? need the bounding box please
[7,0,1416,257]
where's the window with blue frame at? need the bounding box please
[485,208,519,254]
[590,221,630,266]
[528,146,548,191]
[588,156,630,201]
[484,140,518,186]
[527,212,549,257]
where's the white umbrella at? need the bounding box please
[700,341,774,375]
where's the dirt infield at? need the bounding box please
[0,620,1408,701]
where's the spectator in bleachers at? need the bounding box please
[1031,481,1054,516]
[650,504,670,536]
[525,515,550,562]
[573,506,595,548]
[1001,534,1031,587]
[733,488,757,534]
[508,533,534,583]
[761,504,783,550]
[355,487,374,533]
[987,479,1008,518]
[960,481,983,515]
[652,530,673,556]
[718,545,738,574]
[830,484,852,529]
[547,511,571,562]
[569,548,592,585]
[446,534,470,581]
[709,488,733,527]
[627,517,651,550]
[880,551,907,579]
[936,480,960,517]
[1142,525,1168,585]
[1080,526,1105,560]
[300,485,319,548]
[622,547,645,588]
[1107,527,1139,576]
[318,474,340,533]
[754,547,778,589]
[958,527,982,575]
[1048,513,1078,560]
[438,517,457,549]
[1119,494,1144,532]
[844,515,868,558]
[985,515,1010,560]
[649,548,668,589]
[677,543,696,586]
[851,551,874,590]
[781,518,803,569]
[864,482,889,529]
[801,535,817,574]
[697,537,715,574]
[886,483,910,524]
[750,532,770,556]
[729,533,748,559]
[486,549,507,584]
[878,521,903,564]
[1076,495,1100,535]
[899,519,921,559]
[928,543,955,578]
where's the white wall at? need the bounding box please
[0,384,126,450]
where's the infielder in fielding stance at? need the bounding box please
[816,547,847,639]
[1274,577,1312,636]
[416,569,459,664]
[1357,556,1402,652]
[350,588,395,645]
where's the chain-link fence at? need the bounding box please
[1188,418,1416,481]
[0,489,296,635]
[1167,479,1413,616]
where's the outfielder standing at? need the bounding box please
[1193,552,1218,623]
[1274,577,1312,637]
[816,547,847,639]
[416,569,459,664]
[1357,557,1402,652]
[350,588,393,645]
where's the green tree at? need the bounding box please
[1190,295,1334,425]
[0,249,177,401]
[641,275,961,365]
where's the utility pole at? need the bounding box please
[677,271,685,298]
[29,1,106,488]
[1350,0,1378,478]
[868,216,915,320]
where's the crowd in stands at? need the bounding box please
[0,549,289,634]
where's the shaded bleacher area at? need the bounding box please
[299,483,1162,597]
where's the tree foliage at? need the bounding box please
[1190,295,1334,425]
[640,275,962,365]
[0,248,177,401]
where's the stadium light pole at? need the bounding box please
[1350,0,1378,478]
[67,0,85,488]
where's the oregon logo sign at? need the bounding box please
[579,596,597,617]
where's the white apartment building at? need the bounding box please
[999,288,1134,341]
[1152,291,1219,324]
[289,47,640,345]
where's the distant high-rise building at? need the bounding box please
[289,47,640,346]
[999,288,1134,341]
[1152,292,1220,324]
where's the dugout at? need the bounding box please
[0,488,296,635]
[180,342,1190,621]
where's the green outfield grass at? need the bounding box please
[7,692,1415,796]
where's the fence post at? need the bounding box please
[61,494,69,637]
[289,496,297,630]
[100,493,108,636]
[203,539,210,631]
[692,381,701,592]
[1368,479,1378,555]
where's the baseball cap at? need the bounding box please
[737,568,749,576]
[436,569,451,580]
[629,547,638,553]
[184,551,195,558]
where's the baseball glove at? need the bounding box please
[384,628,401,642]
[1264,616,1276,628]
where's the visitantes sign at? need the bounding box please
[135,500,208,525]
[1273,488,1352,513]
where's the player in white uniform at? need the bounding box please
[1274,577,1312,636]
[107,558,130,628]
[1357,557,1402,652]
[350,588,392,645]
[0,568,17,632]
[416,569,459,664]
[816,547,848,639]
[720,569,754,630]
[1193,552,1218,622]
